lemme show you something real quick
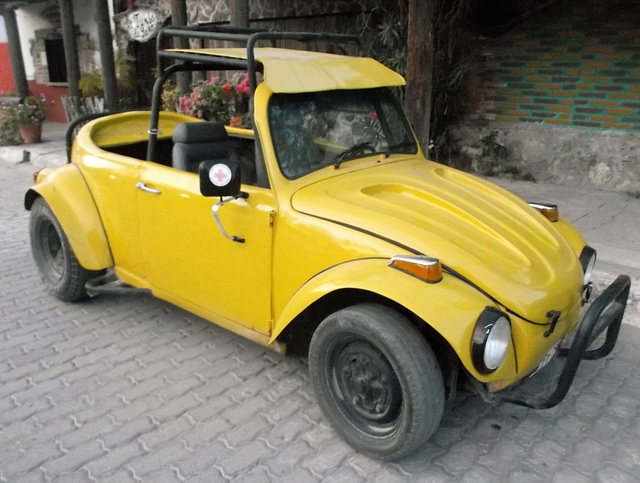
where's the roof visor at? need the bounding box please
[168,47,406,93]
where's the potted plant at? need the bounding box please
[175,72,251,128]
[14,95,53,144]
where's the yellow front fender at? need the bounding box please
[269,258,518,383]
[25,164,113,270]
[553,218,587,257]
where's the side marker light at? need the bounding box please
[529,202,559,222]
[389,256,443,283]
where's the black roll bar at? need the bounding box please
[146,25,362,167]
[244,31,362,94]
[65,112,113,163]
[156,25,361,96]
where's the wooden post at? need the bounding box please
[95,0,118,112]
[230,0,249,28]
[1,6,29,99]
[58,0,81,100]
[405,0,434,156]
[170,0,189,92]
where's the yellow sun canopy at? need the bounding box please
[169,47,406,93]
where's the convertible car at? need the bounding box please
[25,27,631,460]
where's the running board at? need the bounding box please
[85,271,151,297]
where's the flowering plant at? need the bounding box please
[0,107,21,146]
[175,72,251,128]
[14,94,53,125]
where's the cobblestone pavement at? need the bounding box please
[1,161,640,482]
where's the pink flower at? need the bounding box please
[235,75,250,95]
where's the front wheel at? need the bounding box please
[29,197,101,302]
[308,304,445,460]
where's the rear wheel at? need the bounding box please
[308,304,445,460]
[30,197,100,301]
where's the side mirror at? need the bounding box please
[199,160,242,197]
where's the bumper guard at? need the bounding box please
[498,274,631,409]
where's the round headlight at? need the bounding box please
[472,308,512,374]
[483,316,511,370]
[579,246,597,286]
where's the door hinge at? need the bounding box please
[269,211,276,228]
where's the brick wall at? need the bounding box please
[474,0,640,131]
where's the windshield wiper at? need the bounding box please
[333,142,388,169]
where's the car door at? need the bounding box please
[136,161,275,335]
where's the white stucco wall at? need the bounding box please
[73,0,100,69]
[14,0,117,80]
[15,5,50,79]
[0,16,8,43]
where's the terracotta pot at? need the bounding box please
[19,122,43,144]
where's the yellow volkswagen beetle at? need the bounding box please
[25,27,631,460]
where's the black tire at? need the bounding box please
[29,197,100,302]
[308,303,445,460]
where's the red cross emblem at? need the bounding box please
[210,164,232,187]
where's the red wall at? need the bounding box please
[0,45,68,123]
[27,81,68,123]
[0,43,13,94]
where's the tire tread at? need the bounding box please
[309,303,445,460]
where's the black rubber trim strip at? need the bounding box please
[303,213,552,327]
[441,264,550,327]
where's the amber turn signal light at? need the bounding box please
[389,256,443,283]
[529,202,559,222]
[33,168,52,184]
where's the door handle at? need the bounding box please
[135,181,161,194]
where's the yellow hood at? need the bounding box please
[291,159,583,322]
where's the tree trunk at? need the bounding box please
[58,0,81,100]
[405,0,434,156]
[2,7,29,99]
[95,0,118,112]
[170,0,190,92]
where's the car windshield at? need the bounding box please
[269,88,417,179]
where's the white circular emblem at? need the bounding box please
[209,164,232,187]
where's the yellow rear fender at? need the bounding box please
[25,164,113,270]
[269,258,518,383]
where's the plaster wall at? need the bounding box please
[451,122,640,192]
[0,15,7,42]
[454,0,640,192]
[70,0,117,70]
[73,0,100,69]
[15,6,50,79]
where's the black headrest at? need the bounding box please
[172,122,229,144]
